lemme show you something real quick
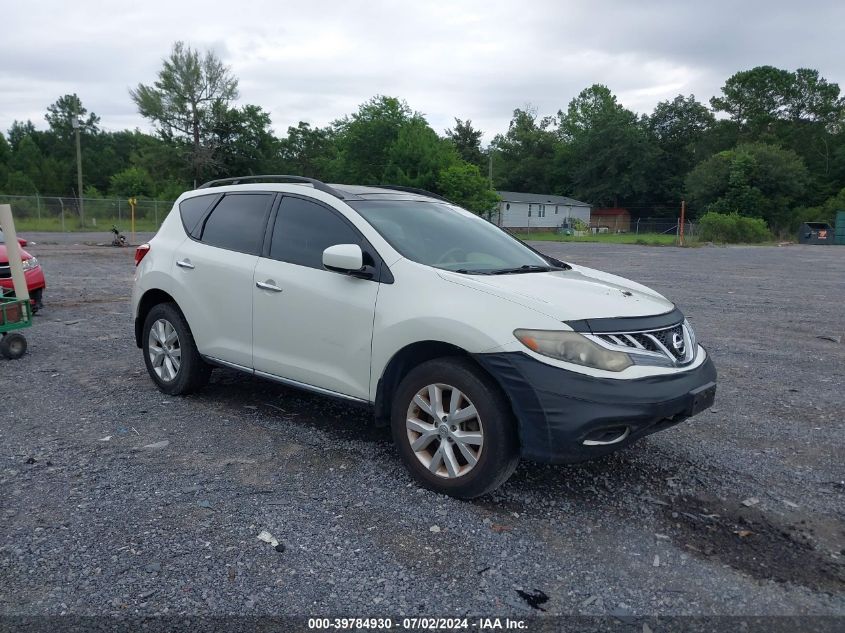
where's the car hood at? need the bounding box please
[438,264,675,322]
[0,244,33,262]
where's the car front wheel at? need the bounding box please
[142,302,211,395]
[391,357,519,499]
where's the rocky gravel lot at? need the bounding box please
[1,238,843,626]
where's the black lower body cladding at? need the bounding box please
[473,351,717,463]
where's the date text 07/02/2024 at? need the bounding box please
[307,617,528,630]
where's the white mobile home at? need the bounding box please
[494,191,591,231]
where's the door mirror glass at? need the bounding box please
[323,244,363,272]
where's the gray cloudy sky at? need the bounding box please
[2,0,844,142]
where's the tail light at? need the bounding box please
[135,243,151,266]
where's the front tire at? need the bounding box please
[391,357,519,499]
[142,302,211,395]
[31,288,43,314]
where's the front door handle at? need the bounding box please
[256,280,283,292]
[176,259,195,269]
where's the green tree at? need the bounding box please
[383,117,457,191]
[650,95,715,149]
[558,85,658,206]
[83,184,104,198]
[278,122,337,179]
[7,120,37,152]
[788,68,845,124]
[332,96,414,183]
[130,132,190,192]
[710,66,794,129]
[711,66,845,131]
[0,133,10,188]
[490,108,558,193]
[130,41,239,182]
[445,118,485,168]
[647,94,715,203]
[3,171,38,195]
[437,162,499,215]
[210,104,280,177]
[686,142,809,231]
[110,166,154,197]
[45,93,100,137]
[5,130,64,195]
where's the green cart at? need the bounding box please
[0,287,31,359]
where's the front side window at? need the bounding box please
[200,193,273,254]
[350,200,555,274]
[270,196,361,269]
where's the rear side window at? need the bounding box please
[179,194,218,237]
[200,193,273,255]
[270,196,361,269]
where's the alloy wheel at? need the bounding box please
[148,318,182,382]
[406,383,484,479]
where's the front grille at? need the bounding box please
[592,321,695,367]
[0,263,10,279]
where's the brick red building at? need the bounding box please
[591,208,631,232]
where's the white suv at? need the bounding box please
[132,176,716,498]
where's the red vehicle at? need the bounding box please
[0,230,45,312]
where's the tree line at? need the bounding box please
[1,42,844,234]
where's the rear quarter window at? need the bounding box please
[179,194,219,237]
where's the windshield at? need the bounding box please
[350,199,559,274]
[0,230,4,244]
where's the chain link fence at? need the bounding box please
[0,195,175,233]
[631,217,697,237]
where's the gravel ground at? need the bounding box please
[1,240,843,624]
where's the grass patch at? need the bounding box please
[514,231,685,246]
[13,216,164,233]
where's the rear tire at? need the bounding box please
[0,333,27,360]
[142,302,211,395]
[391,357,519,499]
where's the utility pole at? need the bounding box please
[679,200,686,246]
[488,151,500,226]
[72,112,84,228]
[488,151,493,188]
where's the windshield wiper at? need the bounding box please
[488,264,557,275]
[454,268,492,275]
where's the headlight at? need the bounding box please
[21,257,40,271]
[514,329,633,372]
[683,319,697,352]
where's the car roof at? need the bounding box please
[180,181,444,204]
[329,185,443,202]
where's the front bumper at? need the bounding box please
[0,267,46,301]
[474,350,717,463]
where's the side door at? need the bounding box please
[252,195,381,400]
[173,192,274,369]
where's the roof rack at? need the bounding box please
[376,185,449,202]
[196,175,346,199]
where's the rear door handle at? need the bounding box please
[176,259,195,269]
[256,280,283,292]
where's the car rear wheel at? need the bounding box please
[142,302,211,395]
[0,333,27,360]
[391,357,519,499]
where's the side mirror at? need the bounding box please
[17,237,27,247]
[323,243,364,274]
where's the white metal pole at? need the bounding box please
[0,204,30,301]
